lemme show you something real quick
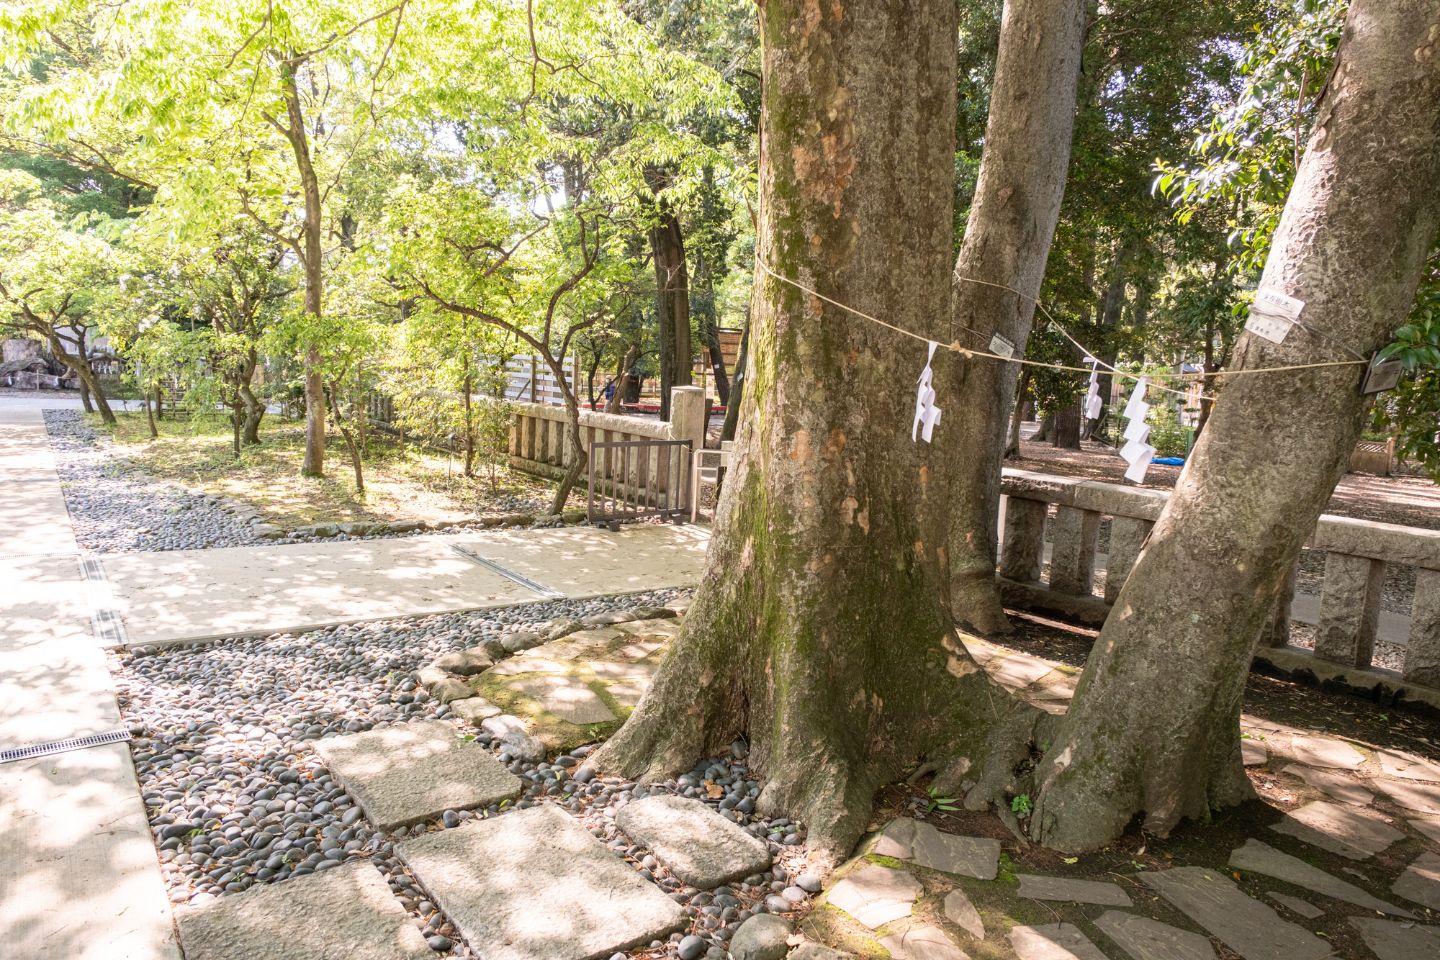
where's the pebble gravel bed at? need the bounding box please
[114,587,812,960]
[44,408,566,552]
[44,410,262,552]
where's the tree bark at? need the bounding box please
[595,0,1032,862]
[279,63,326,478]
[1031,0,1440,852]
[946,0,1088,634]
[720,317,750,444]
[606,342,639,415]
[650,196,691,421]
[1051,401,1082,449]
[1004,368,1031,458]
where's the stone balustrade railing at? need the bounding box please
[997,468,1440,703]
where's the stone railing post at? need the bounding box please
[1049,506,1100,596]
[998,497,1047,583]
[1405,568,1440,686]
[1313,553,1385,668]
[668,386,708,455]
[1103,516,1152,604]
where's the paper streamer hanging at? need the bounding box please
[1082,357,1103,421]
[1118,377,1155,484]
[912,341,942,443]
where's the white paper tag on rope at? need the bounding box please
[1122,418,1151,443]
[1119,437,1150,464]
[1124,449,1155,484]
[1246,288,1305,344]
[1085,392,1103,421]
[988,333,1015,358]
[912,341,942,444]
[1122,378,1150,421]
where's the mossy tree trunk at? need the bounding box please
[945,0,1088,634]
[595,0,1035,862]
[1031,0,1440,852]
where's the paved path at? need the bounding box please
[0,403,181,960]
[103,524,711,648]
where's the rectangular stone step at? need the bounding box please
[175,860,431,960]
[314,719,522,830]
[614,794,771,888]
[396,803,688,960]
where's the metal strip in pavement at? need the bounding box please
[78,554,130,646]
[0,729,132,765]
[448,544,565,599]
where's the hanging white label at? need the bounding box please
[988,333,1015,358]
[1124,454,1153,484]
[1122,419,1150,443]
[1085,393,1103,420]
[1122,378,1150,421]
[1246,288,1305,344]
[1120,437,1150,464]
[912,341,942,444]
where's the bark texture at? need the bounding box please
[594,0,1030,861]
[1031,0,1440,851]
[946,0,1088,634]
[651,196,691,421]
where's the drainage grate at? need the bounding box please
[0,729,133,765]
[449,545,565,599]
[77,554,130,646]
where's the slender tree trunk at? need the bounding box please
[463,367,477,477]
[1031,0,1440,851]
[50,343,114,424]
[695,250,731,405]
[720,318,750,444]
[143,390,157,438]
[606,343,639,415]
[280,63,326,478]
[240,382,264,444]
[651,197,691,421]
[1031,411,1054,444]
[325,384,365,493]
[595,0,1033,862]
[1004,368,1031,459]
[78,378,94,413]
[946,0,1088,634]
[547,356,587,516]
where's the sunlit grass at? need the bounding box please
[92,410,572,528]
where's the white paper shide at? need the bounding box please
[1119,377,1155,484]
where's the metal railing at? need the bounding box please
[587,439,692,529]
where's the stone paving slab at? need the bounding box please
[1284,734,1366,770]
[1094,911,1215,960]
[824,862,922,929]
[942,888,984,940]
[1377,749,1440,783]
[0,744,181,960]
[1015,874,1132,906]
[103,537,539,646]
[1410,818,1440,844]
[1269,799,1404,859]
[1392,850,1440,911]
[314,720,522,830]
[396,803,687,960]
[1009,923,1109,960]
[1280,763,1374,806]
[1140,867,1330,960]
[873,817,1000,880]
[1264,892,1324,919]
[1373,776,1440,815]
[175,860,431,960]
[614,795,771,888]
[878,924,967,960]
[1349,917,1440,960]
[1227,839,1412,916]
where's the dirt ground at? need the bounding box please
[1011,436,1440,531]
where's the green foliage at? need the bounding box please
[925,786,960,814]
[1009,793,1032,818]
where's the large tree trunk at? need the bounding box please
[595,0,1030,862]
[946,0,1088,634]
[1031,0,1440,852]
[1051,401,1082,449]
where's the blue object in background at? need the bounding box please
[1152,456,1185,466]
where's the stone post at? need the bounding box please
[998,497,1047,583]
[1049,506,1100,596]
[668,386,707,504]
[1104,516,1152,604]
[1404,568,1440,687]
[1313,552,1385,668]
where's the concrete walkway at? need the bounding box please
[0,403,181,960]
[103,524,711,648]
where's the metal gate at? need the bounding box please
[587,439,692,529]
